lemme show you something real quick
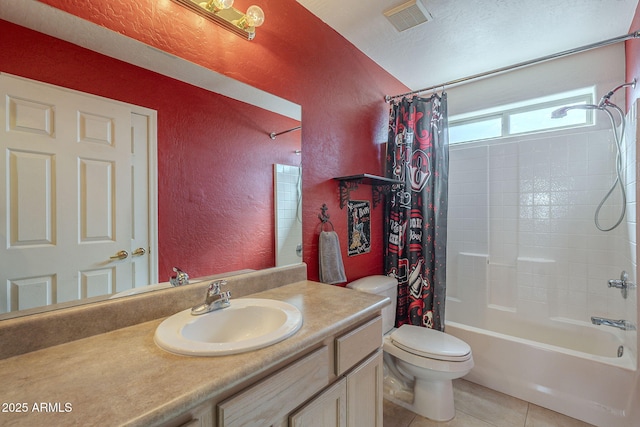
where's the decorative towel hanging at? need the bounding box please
[319,230,347,284]
[317,204,346,284]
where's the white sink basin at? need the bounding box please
[154,298,303,356]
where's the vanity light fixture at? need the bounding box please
[172,0,265,40]
[201,0,234,12]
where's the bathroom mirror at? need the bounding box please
[0,2,302,319]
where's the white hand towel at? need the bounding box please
[319,231,347,284]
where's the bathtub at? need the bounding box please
[446,319,637,427]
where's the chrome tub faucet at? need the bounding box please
[191,280,231,315]
[607,270,636,299]
[591,316,636,331]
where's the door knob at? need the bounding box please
[110,250,129,260]
[132,247,146,257]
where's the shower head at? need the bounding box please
[550,103,599,119]
[550,106,570,119]
[552,79,637,119]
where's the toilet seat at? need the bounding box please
[390,325,471,362]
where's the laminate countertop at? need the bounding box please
[0,281,388,426]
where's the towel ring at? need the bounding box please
[320,220,335,231]
[318,203,335,232]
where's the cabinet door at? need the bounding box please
[218,346,329,427]
[289,378,347,427]
[346,349,383,427]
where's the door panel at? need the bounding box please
[8,150,54,246]
[130,112,151,289]
[80,158,115,241]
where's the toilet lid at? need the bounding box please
[390,325,471,362]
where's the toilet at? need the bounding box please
[347,275,473,422]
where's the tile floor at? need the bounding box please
[383,379,596,427]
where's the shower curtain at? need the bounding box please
[383,94,449,331]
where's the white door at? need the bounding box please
[0,74,153,314]
[130,112,153,291]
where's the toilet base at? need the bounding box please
[383,377,455,422]
[414,377,455,421]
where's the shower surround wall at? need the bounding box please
[447,117,638,355]
[442,44,638,425]
[274,164,302,267]
[445,104,639,426]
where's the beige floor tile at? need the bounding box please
[524,404,596,427]
[452,379,528,427]
[383,399,416,427]
[408,410,496,427]
[383,379,596,427]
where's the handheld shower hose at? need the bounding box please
[551,78,636,231]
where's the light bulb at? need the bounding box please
[245,5,265,28]
[199,0,234,12]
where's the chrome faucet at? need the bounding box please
[607,270,636,299]
[191,280,231,315]
[591,316,636,331]
[170,267,189,287]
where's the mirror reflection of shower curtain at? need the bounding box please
[383,94,449,331]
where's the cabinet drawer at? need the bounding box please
[334,316,382,376]
[218,346,330,427]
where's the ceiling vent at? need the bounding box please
[384,0,433,32]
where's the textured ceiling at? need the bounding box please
[297,0,639,92]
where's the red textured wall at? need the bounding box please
[627,3,640,112]
[6,0,408,283]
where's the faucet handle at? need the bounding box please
[207,280,227,296]
[170,267,189,287]
[607,270,636,299]
[219,290,231,303]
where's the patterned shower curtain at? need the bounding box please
[383,94,449,331]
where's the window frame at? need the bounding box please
[448,92,594,145]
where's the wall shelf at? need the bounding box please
[333,174,403,209]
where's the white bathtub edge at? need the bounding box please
[446,321,636,427]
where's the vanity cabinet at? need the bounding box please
[218,346,331,426]
[216,316,383,427]
[289,350,383,427]
[0,277,390,427]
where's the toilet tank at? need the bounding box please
[347,275,397,334]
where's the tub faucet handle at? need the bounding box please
[607,271,636,299]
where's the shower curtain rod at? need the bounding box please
[269,125,301,140]
[385,29,640,103]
